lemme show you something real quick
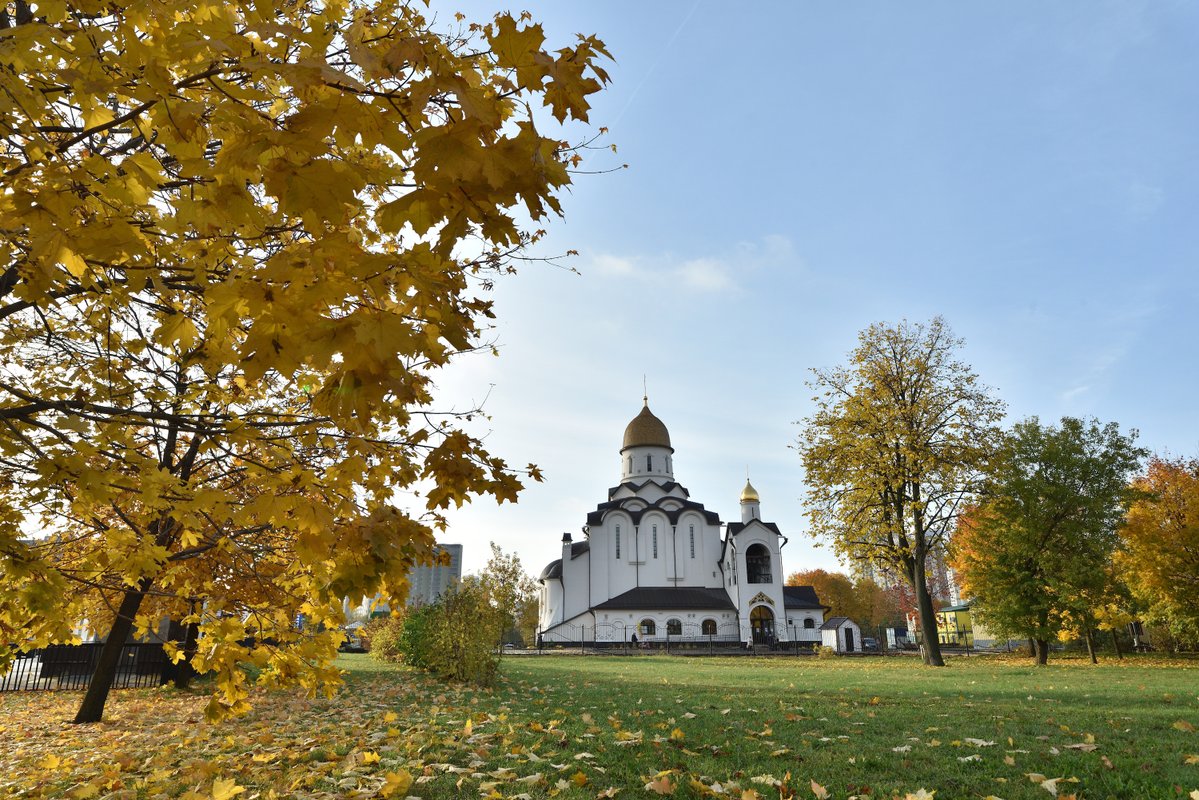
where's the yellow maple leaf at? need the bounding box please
[904,791,936,800]
[811,779,829,799]
[211,778,246,800]
[38,754,61,770]
[570,770,588,787]
[362,750,381,765]
[1184,754,1199,765]
[383,711,398,723]
[669,727,685,741]
[1174,720,1197,733]
[380,770,412,798]
[464,717,473,736]
[69,784,100,800]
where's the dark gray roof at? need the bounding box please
[820,616,854,631]
[570,541,590,559]
[606,480,690,501]
[727,520,783,537]
[539,559,562,581]
[593,586,737,612]
[782,585,824,609]
[586,494,721,527]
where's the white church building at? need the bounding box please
[537,402,826,648]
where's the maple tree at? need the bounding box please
[950,417,1144,664]
[1118,456,1199,646]
[795,317,1004,666]
[0,0,611,722]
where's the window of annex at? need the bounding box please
[639,619,656,635]
[666,618,682,636]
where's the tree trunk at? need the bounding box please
[1111,629,1123,660]
[909,557,945,667]
[1084,629,1097,664]
[73,578,151,723]
[1035,638,1049,665]
[173,617,200,689]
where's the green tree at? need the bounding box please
[952,417,1144,664]
[479,542,538,646]
[0,0,610,723]
[1118,456,1199,647]
[796,317,1004,666]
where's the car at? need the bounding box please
[860,637,879,652]
[338,629,366,653]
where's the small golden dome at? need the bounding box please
[621,403,672,452]
[740,479,760,503]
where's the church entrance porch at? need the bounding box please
[750,605,776,645]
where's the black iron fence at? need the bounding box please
[0,643,171,692]
[536,621,824,653]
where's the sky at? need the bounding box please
[420,1,1199,578]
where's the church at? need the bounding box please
[537,401,826,648]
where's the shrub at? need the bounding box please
[364,615,405,663]
[369,577,507,685]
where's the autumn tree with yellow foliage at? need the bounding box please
[0,0,611,722]
[796,318,1004,666]
[1119,456,1199,646]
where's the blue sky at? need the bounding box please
[428,1,1199,577]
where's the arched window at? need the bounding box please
[701,619,717,635]
[745,543,772,583]
[803,617,815,629]
[639,619,656,636]
[666,618,682,636]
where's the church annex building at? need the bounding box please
[537,402,826,648]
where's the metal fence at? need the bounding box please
[0,643,171,692]
[536,621,824,653]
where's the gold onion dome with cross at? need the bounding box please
[740,479,760,503]
[621,401,673,451]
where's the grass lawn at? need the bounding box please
[1,652,1197,799]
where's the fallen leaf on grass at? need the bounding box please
[810,779,829,799]
[380,771,412,798]
[1063,743,1097,752]
[645,773,676,795]
[212,778,246,800]
[958,754,982,762]
[1174,720,1197,732]
[1004,756,1016,766]
[892,745,912,753]
[1185,755,1199,765]
[904,791,935,800]
[964,738,997,747]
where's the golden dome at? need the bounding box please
[621,403,672,452]
[740,479,760,503]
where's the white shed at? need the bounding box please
[820,616,862,654]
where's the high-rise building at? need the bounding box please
[407,543,463,606]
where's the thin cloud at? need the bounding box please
[587,234,798,294]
